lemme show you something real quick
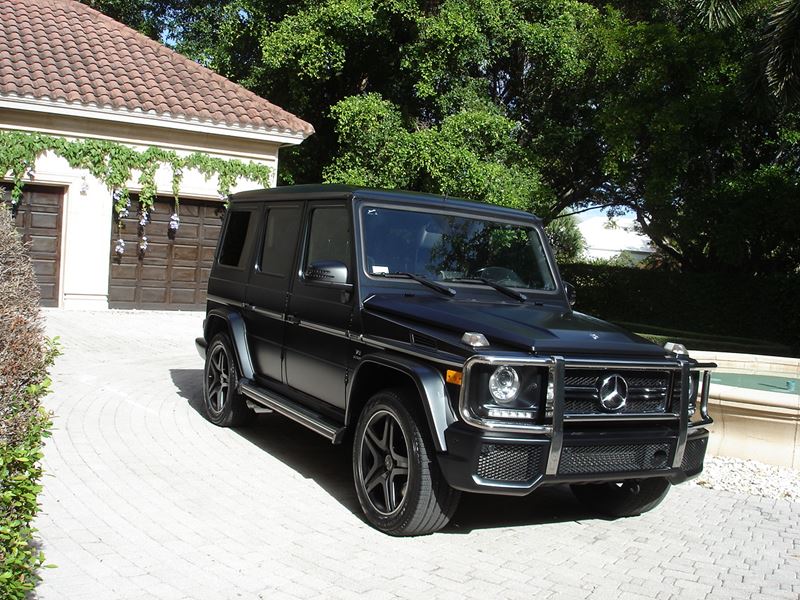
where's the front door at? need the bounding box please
[283,203,354,409]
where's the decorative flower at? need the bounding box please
[139,212,150,227]
[139,236,148,252]
[169,213,180,231]
[114,238,125,256]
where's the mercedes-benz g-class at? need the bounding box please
[196,185,714,536]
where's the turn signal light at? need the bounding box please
[446,370,463,385]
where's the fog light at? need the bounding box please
[489,366,520,403]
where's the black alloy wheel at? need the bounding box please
[359,409,411,516]
[353,389,460,536]
[203,333,253,427]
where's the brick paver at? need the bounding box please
[32,310,800,600]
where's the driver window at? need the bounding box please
[305,206,352,275]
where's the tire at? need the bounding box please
[570,477,671,518]
[352,389,460,536]
[203,332,254,427]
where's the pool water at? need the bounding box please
[710,372,799,394]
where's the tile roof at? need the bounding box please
[0,0,314,137]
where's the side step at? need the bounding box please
[239,379,347,444]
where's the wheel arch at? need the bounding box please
[347,353,457,452]
[203,308,255,380]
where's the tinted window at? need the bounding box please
[306,207,351,271]
[260,207,301,277]
[218,210,256,268]
[361,206,556,291]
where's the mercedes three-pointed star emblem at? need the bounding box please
[598,374,628,411]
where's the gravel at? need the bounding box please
[694,455,800,502]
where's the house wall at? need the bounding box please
[1,109,285,309]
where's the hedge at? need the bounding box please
[560,263,800,356]
[0,204,56,599]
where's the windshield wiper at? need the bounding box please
[374,272,456,297]
[449,277,527,302]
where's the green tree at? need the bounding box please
[88,0,800,273]
[697,0,800,104]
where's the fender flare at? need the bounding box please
[204,308,255,380]
[348,352,457,452]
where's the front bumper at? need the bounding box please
[438,422,710,495]
[439,353,715,495]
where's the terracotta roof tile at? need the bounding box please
[0,0,314,136]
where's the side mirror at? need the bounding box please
[564,281,576,306]
[305,259,349,286]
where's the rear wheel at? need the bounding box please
[570,477,671,518]
[353,389,460,536]
[203,333,253,427]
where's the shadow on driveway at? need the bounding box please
[170,368,600,534]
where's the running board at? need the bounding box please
[239,380,346,444]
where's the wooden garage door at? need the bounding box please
[109,196,224,309]
[2,185,63,307]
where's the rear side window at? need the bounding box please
[260,207,302,277]
[305,207,351,271]
[218,210,256,268]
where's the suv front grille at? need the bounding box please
[476,443,544,482]
[558,442,671,475]
[563,369,672,415]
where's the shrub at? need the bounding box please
[560,263,800,356]
[0,203,56,599]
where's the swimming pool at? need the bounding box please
[710,372,798,395]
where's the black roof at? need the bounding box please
[230,184,542,222]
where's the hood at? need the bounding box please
[363,294,666,357]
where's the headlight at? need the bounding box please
[461,363,545,424]
[489,366,520,403]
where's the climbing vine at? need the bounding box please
[0,131,272,256]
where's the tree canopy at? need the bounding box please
[83,0,800,274]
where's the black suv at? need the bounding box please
[196,185,714,536]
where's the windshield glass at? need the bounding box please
[361,206,556,291]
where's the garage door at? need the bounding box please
[109,196,224,309]
[3,185,63,307]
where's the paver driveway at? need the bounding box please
[33,310,800,600]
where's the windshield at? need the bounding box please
[361,206,556,291]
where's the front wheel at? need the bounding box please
[570,477,671,518]
[353,389,460,536]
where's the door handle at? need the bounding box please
[285,314,300,325]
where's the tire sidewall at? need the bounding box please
[353,392,424,533]
[203,333,239,426]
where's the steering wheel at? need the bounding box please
[473,266,526,287]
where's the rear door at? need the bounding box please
[244,202,304,384]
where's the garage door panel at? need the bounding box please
[109,285,136,302]
[29,234,58,253]
[111,263,138,280]
[140,287,167,303]
[171,266,199,282]
[140,265,167,281]
[170,288,198,304]
[30,211,59,229]
[32,259,57,277]
[177,223,200,238]
[173,244,200,261]
[109,196,223,309]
